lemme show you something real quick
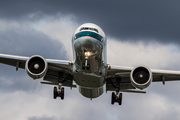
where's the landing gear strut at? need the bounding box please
[82,51,91,70]
[111,91,122,105]
[53,83,64,100]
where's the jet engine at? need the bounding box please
[130,66,152,90]
[25,55,48,79]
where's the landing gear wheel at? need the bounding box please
[82,63,85,70]
[61,87,64,100]
[87,64,90,70]
[111,92,123,105]
[53,87,57,99]
[111,92,115,105]
[118,93,122,105]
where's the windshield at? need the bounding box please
[75,31,103,42]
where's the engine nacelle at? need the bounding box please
[25,55,48,79]
[130,66,152,90]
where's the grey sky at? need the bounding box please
[0,1,180,120]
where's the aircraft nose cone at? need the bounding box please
[34,64,39,69]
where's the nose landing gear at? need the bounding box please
[82,52,91,70]
[82,56,90,70]
[82,63,90,70]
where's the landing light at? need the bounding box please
[85,51,91,56]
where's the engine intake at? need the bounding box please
[130,66,152,90]
[25,55,48,79]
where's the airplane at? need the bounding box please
[1,23,180,105]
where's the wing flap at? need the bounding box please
[106,83,135,91]
[41,81,76,88]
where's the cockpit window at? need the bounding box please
[74,31,103,42]
[80,27,98,33]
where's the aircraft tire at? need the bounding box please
[87,64,90,70]
[53,87,57,99]
[61,87,64,100]
[118,93,122,105]
[111,92,115,105]
[82,64,85,70]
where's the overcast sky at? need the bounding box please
[0,1,180,120]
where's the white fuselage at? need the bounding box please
[72,23,107,98]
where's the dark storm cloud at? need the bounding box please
[0,21,68,92]
[0,0,180,43]
[0,25,67,59]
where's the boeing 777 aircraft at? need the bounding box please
[1,23,180,105]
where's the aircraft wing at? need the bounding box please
[106,65,180,93]
[0,53,75,88]
[42,59,75,88]
[0,53,29,69]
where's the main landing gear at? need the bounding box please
[53,84,64,100]
[111,91,122,105]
